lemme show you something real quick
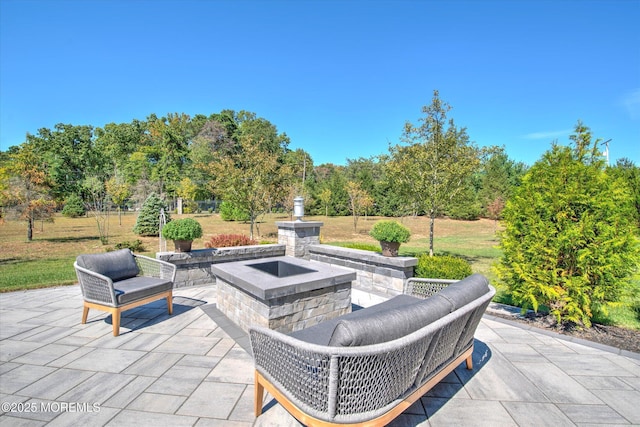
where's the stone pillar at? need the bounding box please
[276,221,323,259]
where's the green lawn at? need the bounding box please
[1,213,638,330]
[0,257,78,292]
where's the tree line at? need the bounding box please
[0,91,637,247]
[2,90,639,327]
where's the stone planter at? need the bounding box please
[173,239,193,252]
[380,241,401,257]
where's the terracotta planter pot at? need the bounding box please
[380,241,400,257]
[173,239,193,252]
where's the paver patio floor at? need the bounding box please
[1,285,638,426]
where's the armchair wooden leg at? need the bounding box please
[82,305,90,324]
[112,308,121,337]
[255,370,265,416]
[466,354,473,370]
[166,291,173,315]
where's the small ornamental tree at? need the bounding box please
[387,90,480,256]
[496,122,640,327]
[133,193,170,236]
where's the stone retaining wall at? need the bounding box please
[308,244,418,297]
[157,244,285,288]
[156,242,418,297]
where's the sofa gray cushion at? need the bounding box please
[114,276,173,305]
[76,249,139,282]
[328,294,452,347]
[437,273,489,312]
[289,294,420,346]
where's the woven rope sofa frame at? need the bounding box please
[250,275,495,426]
[74,249,177,336]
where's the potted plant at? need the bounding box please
[161,218,203,252]
[369,220,411,257]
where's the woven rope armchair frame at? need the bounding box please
[74,251,176,336]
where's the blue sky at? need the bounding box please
[1,0,639,166]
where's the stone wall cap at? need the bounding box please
[157,244,285,261]
[275,221,324,229]
[308,244,418,267]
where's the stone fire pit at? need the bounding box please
[211,256,356,334]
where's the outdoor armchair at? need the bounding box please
[74,249,176,336]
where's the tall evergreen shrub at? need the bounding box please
[496,123,639,327]
[133,193,170,236]
[61,194,85,218]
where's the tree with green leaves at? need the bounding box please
[609,158,640,227]
[106,173,131,225]
[176,177,198,213]
[0,152,11,223]
[497,122,640,327]
[318,188,332,217]
[387,90,480,255]
[94,120,146,174]
[26,124,99,202]
[145,113,192,197]
[83,175,110,244]
[345,181,372,232]
[4,142,56,240]
[477,146,527,213]
[206,136,282,239]
[201,111,291,238]
[311,164,349,216]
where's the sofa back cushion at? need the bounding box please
[328,294,452,347]
[437,273,489,312]
[289,294,420,346]
[327,274,490,347]
[76,249,139,282]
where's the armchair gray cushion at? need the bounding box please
[113,276,174,305]
[76,249,139,282]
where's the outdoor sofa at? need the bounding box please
[74,249,176,336]
[250,273,495,426]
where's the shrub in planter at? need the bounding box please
[369,220,411,243]
[369,220,411,256]
[415,254,472,280]
[161,218,203,252]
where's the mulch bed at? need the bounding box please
[490,310,640,354]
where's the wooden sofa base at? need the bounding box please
[82,291,173,336]
[255,345,474,427]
